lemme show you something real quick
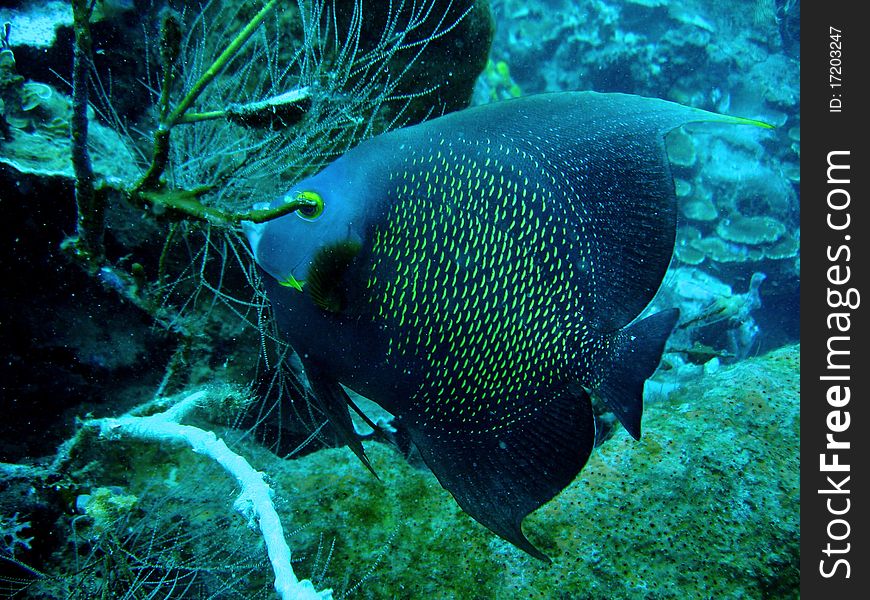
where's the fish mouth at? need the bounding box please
[241,218,267,266]
[240,202,270,253]
[241,215,306,291]
[241,218,262,246]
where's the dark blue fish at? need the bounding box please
[244,92,767,559]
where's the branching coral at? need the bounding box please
[89,389,331,599]
[0,1,490,595]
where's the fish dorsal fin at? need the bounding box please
[306,241,361,313]
[402,382,595,561]
[523,94,763,331]
[592,308,680,439]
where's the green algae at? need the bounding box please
[50,351,798,598]
[271,346,799,598]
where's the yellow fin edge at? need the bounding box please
[279,274,305,292]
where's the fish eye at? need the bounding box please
[295,191,324,221]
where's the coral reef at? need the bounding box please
[0,0,798,597]
[0,2,74,49]
[0,512,32,557]
[473,58,524,103]
[276,346,799,599]
[489,0,799,351]
[0,73,138,181]
[18,346,797,598]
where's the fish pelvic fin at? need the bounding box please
[404,382,596,562]
[304,361,379,478]
[593,308,680,440]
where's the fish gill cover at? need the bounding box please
[0,0,797,598]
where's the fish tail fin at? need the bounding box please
[593,308,679,440]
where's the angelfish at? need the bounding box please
[243,92,767,560]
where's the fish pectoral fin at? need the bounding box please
[593,308,680,440]
[304,362,378,478]
[305,241,362,313]
[404,383,595,562]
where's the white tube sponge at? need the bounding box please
[96,390,333,600]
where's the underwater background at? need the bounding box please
[1,0,798,598]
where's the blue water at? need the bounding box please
[0,0,799,597]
